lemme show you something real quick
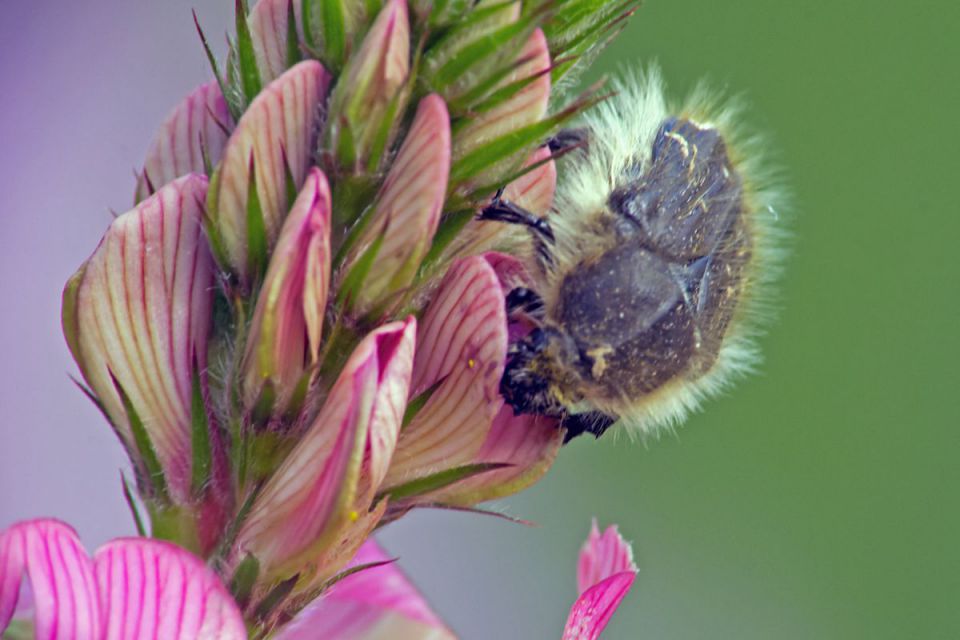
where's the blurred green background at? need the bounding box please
[389,0,960,637]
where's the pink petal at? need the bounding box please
[242,168,332,414]
[211,60,330,283]
[562,572,636,640]
[562,522,638,640]
[422,253,562,505]
[248,0,305,83]
[238,320,415,576]
[503,146,556,215]
[347,94,450,313]
[94,538,245,639]
[135,81,233,202]
[275,539,453,640]
[576,521,638,595]
[66,174,215,501]
[0,520,101,639]
[452,28,551,184]
[383,256,507,490]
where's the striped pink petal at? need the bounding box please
[211,60,329,283]
[0,520,101,639]
[452,28,551,183]
[135,81,233,202]
[421,253,561,505]
[248,0,305,83]
[383,256,507,489]
[274,539,453,640]
[503,146,556,215]
[347,94,450,313]
[577,520,638,594]
[562,522,638,640]
[95,538,245,639]
[242,168,332,415]
[238,319,416,577]
[64,175,215,502]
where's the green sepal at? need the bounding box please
[235,0,263,102]
[120,473,148,536]
[321,0,348,69]
[282,371,313,423]
[190,362,214,498]
[230,554,261,610]
[245,153,269,282]
[193,10,243,122]
[425,14,536,93]
[377,462,511,501]
[251,379,277,428]
[61,267,86,373]
[203,167,234,275]
[449,84,606,185]
[419,208,474,271]
[301,0,319,49]
[285,0,303,68]
[336,224,386,308]
[402,376,447,429]
[253,574,300,623]
[148,503,202,556]
[110,372,168,502]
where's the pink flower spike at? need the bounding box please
[95,538,246,640]
[562,522,638,640]
[237,319,416,578]
[347,94,450,314]
[63,174,216,504]
[211,60,330,284]
[135,81,233,202]
[0,519,246,640]
[275,539,454,640]
[248,0,305,84]
[383,256,507,491]
[0,520,101,638]
[242,167,332,415]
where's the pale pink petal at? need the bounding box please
[242,168,332,413]
[347,94,450,313]
[0,520,101,639]
[365,318,418,496]
[562,572,636,640]
[423,252,562,504]
[383,256,507,489]
[503,146,556,215]
[135,81,233,202]
[238,320,415,576]
[65,174,214,501]
[452,28,551,184]
[275,539,454,640]
[562,522,638,640]
[249,0,305,83]
[576,521,637,595]
[211,60,330,283]
[94,538,245,640]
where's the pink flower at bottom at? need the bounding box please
[0,519,245,639]
[276,520,638,639]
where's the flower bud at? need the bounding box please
[208,60,330,285]
[242,168,332,418]
[324,0,410,172]
[63,175,229,550]
[135,81,233,203]
[237,318,416,581]
[340,94,450,316]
